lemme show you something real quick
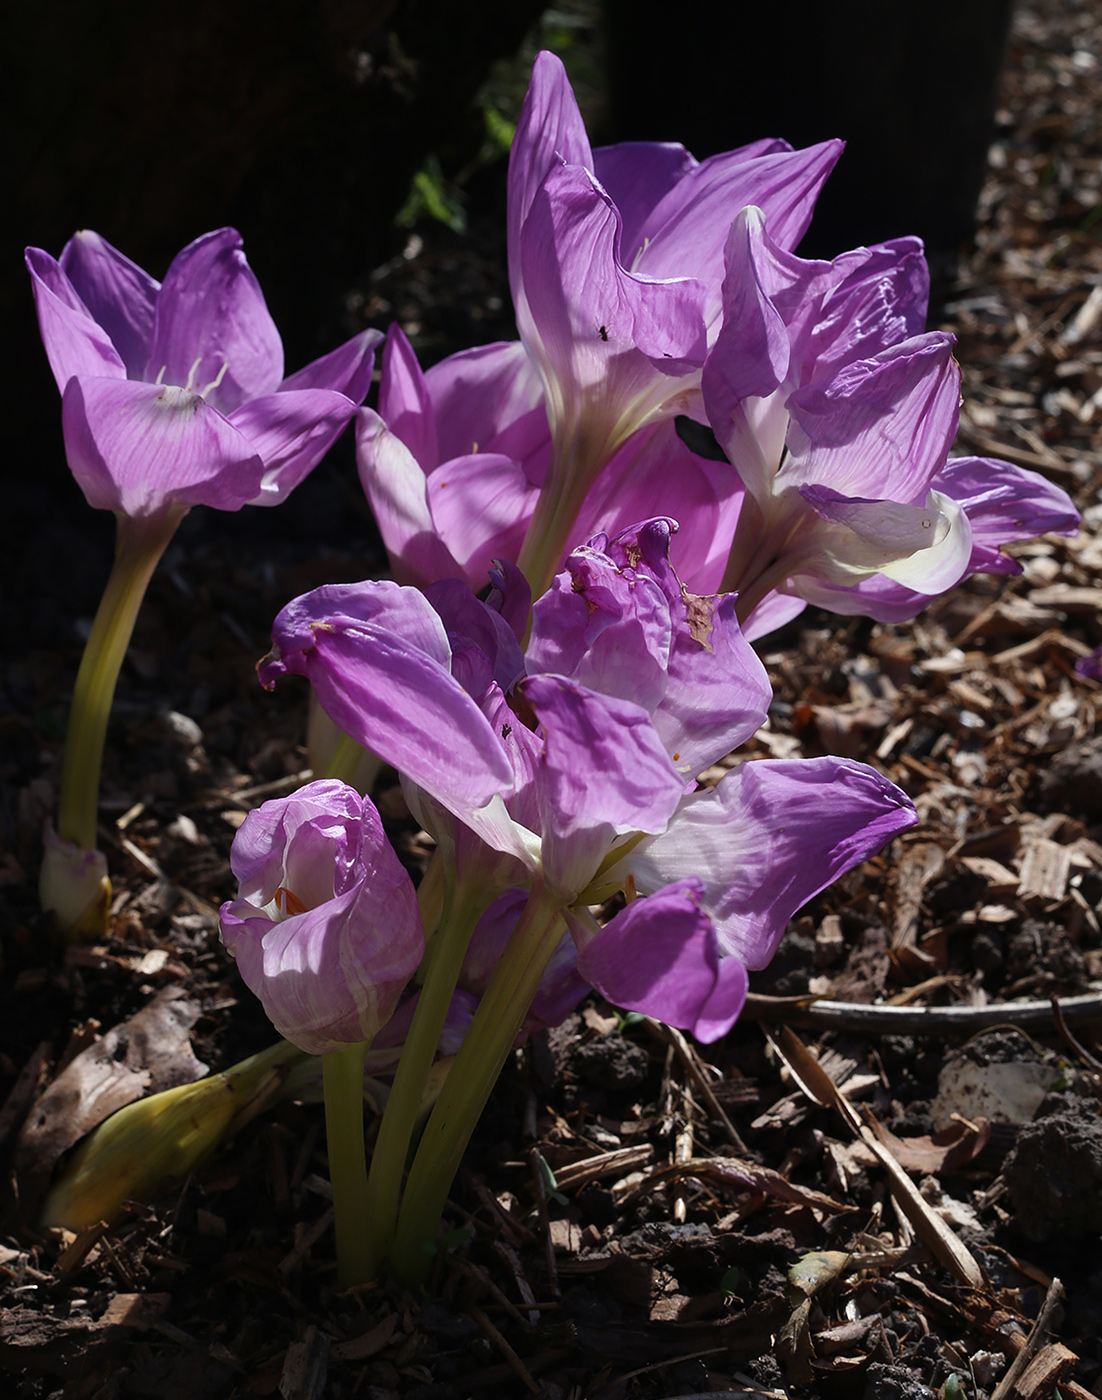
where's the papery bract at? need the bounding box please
[219,780,423,1056]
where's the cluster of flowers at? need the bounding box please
[29,53,1078,1281]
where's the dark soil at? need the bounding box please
[4,4,1102,1398]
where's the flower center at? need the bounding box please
[274,885,308,917]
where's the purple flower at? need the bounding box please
[702,212,970,615]
[356,327,547,590]
[261,520,853,1042]
[699,210,1079,632]
[27,228,379,522]
[219,780,423,1055]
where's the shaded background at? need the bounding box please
[4,0,1013,634]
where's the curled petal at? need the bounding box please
[621,757,916,969]
[570,882,748,1042]
[61,376,265,517]
[797,484,973,592]
[936,456,1079,571]
[145,228,284,414]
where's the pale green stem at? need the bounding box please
[321,730,369,784]
[389,883,566,1284]
[323,1040,373,1288]
[515,420,617,602]
[361,869,493,1278]
[57,510,184,851]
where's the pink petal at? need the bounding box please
[145,228,284,414]
[624,757,916,969]
[26,248,127,392]
[355,407,463,587]
[61,376,265,517]
[378,323,439,468]
[229,387,359,506]
[426,452,541,585]
[280,327,381,404]
[59,230,159,380]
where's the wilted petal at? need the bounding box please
[356,407,463,587]
[26,248,127,392]
[527,537,672,713]
[570,882,748,1042]
[622,757,916,969]
[280,327,381,404]
[426,452,540,585]
[59,230,159,380]
[145,228,284,414]
[603,519,772,776]
[231,388,359,505]
[61,376,265,517]
[261,582,515,819]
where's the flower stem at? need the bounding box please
[389,883,566,1284]
[56,511,182,852]
[322,1040,373,1288]
[361,869,492,1278]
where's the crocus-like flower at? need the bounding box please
[219,781,424,1056]
[386,51,838,595]
[259,519,916,1040]
[27,227,379,522]
[700,209,1080,633]
[357,326,548,590]
[29,228,380,938]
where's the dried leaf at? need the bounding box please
[14,988,205,1217]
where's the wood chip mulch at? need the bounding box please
[3,4,1102,1398]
